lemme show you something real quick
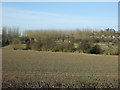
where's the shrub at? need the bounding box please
[51,42,75,52]
[30,43,41,51]
[78,40,93,53]
[90,44,102,54]
[103,47,118,55]
[51,44,62,52]
[12,38,21,50]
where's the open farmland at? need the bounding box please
[2,50,118,88]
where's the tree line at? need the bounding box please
[2,27,119,55]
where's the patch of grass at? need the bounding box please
[2,44,26,50]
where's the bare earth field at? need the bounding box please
[2,50,118,88]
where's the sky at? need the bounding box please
[0,3,2,34]
[2,2,118,33]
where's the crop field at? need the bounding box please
[2,50,118,88]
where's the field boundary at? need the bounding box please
[3,71,118,77]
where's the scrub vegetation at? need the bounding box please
[2,27,120,55]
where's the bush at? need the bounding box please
[93,38,100,43]
[78,40,93,53]
[51,42,75,52]
[103,47,118,55]
[62,43,75,52]
[12,38,21,50]
[90,44,102,54]
[30,43,42,51]
[51,44,62,52]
